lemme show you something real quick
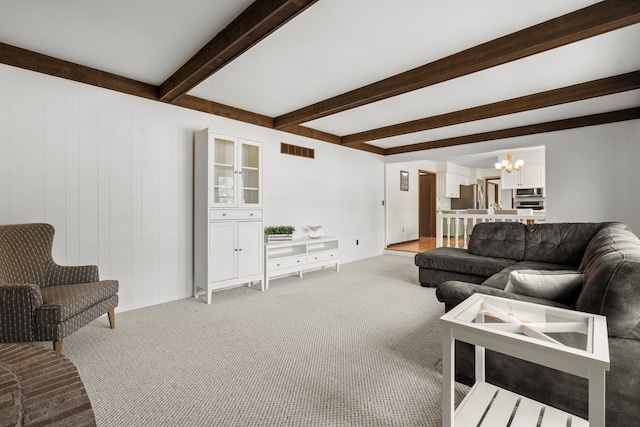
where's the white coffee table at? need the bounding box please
[440,293,610,427]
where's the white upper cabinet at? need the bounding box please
[437,172,470,198]
[520,164,544,188]
[501,164,545,189]
[501,169,519,190]
[210,134,262,208]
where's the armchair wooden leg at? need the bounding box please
[53,340,62,353]
[107,308,115,329]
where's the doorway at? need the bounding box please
[419,170,436,237]
[485,177,500,208]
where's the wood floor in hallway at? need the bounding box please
[386,236,465,253]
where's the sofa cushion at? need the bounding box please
[482,261,577,290]
[418,268,488,288]
[415,247,517,277]
[468,222,526,261]
[577,226,640,339]
[436,280,574,310]
[505,270,584,304]
[523,223,603,266]
[36,280,119,324]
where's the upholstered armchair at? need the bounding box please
[0,223,118,352]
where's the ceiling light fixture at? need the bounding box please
[495,150,524,173]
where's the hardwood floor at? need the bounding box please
[386,236,466,253]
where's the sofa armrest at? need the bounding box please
[0,282,43,342]
[435,280,572,312]
[45,263,100,286]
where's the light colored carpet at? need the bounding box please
[57,254,468,426]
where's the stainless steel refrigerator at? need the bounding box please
[450,184,482,209]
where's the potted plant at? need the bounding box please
[264,225,295,242]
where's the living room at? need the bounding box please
[1,1,640,425]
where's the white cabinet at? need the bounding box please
[264,237,340,289]
[458,175,470,186]
[437,172,469,198]
[207,132,262,208]
[194,128,264,304]
[520,164,545,188]
[208,221,263,284]
[501,164,545,189]
[500,170,519,190]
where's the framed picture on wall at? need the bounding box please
[400,171,409,191]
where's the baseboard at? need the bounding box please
[383,249,415,258]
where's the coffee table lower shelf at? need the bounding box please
[456,382,588,427]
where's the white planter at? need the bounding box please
[266,234,293,242]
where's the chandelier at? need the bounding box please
[495,150,524,173]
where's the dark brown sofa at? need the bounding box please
[0,223,118,352]
[415,221,640,426]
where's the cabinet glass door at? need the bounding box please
[239,140,262,207]
[212,137,236,206]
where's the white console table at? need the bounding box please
[264,236,339,289]
[441,294,610,427]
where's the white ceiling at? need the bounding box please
[1,0,637,168]
[0,0,255,84]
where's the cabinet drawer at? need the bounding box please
[210,209,262,220]
[307,250,338,264]
[267,255,306,271]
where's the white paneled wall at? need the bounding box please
[263,140,385,259]
[0,64,386,312]
[385,160,437,246]
[546,119,640,232]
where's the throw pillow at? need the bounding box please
[504,270,584,303]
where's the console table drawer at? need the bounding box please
[307,250,338,264]
[267,255,306,271]
[210,210,262,220]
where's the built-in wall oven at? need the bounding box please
[515,198,545,210]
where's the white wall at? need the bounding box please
[546,119,640,232]
[262,133,385,259]
[0,64,385,312]
[385,160,436,245]
[384,122,640,236]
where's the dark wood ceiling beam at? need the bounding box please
[274,0,640,129]
[159,0,318,103]
[170,95,374,150]
[0,42,158,100]
[280,125,342,145]
[175,95,275,128]
[0,42,355,153]
[384,108,640,155]
[342,70,640,146]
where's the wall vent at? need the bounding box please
[281,142,314,159]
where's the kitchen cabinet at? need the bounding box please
[438,172,469,198]
[501,164,545,189]
[520,164,545,188]
[194,128,264,304]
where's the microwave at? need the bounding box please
[514,187,543,197]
